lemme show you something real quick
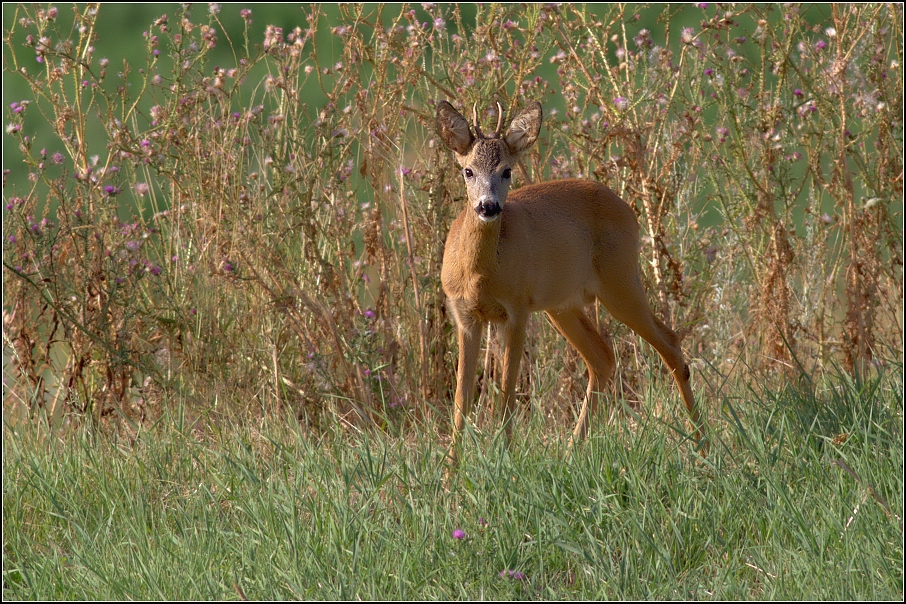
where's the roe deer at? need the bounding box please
[435,100,706,464]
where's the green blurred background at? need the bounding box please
[5,3,829,200]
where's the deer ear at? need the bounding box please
[504,101,542,155]
[436,101,474,156]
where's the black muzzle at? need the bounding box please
[475,200,501,220]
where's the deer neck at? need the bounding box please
[457,210,502,277]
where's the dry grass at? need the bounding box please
[2,3,902,436]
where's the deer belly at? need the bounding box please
[528,274,597,311]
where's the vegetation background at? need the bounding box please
[2,3,903,599]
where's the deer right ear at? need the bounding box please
[504,101,542,156]
[436,101,474,156]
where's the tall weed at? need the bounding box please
[3,4,902,431]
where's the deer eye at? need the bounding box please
[463,168,474,178]
[502,168,512,180]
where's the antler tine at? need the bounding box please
[472,102,484,139]
[494,101,505,138]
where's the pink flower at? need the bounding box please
[452,529,465,539]
[264,25,283,49]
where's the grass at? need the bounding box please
[4,370,902,600]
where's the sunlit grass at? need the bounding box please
[4,369,901,600]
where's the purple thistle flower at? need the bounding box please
[499,569,527,580]
[452,529,466,540]
[815,40,826,50]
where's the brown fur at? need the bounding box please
[436,101,705,464]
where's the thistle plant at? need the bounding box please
[3,3,902,430]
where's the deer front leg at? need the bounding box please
[449,318,483,466]
[498,312,528,443]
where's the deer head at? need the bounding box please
[436,100,543,222]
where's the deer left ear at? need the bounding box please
[436,101,475,156]
[504,101,542,156]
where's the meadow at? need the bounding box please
[2,3,903,599]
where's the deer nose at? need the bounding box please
[475,197,501,221]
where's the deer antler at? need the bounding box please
[472,102,484,139]
[494,102,505,138]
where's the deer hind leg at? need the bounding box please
[597,276,705,446]
[546,307,616,445]
[449,318,484,466]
